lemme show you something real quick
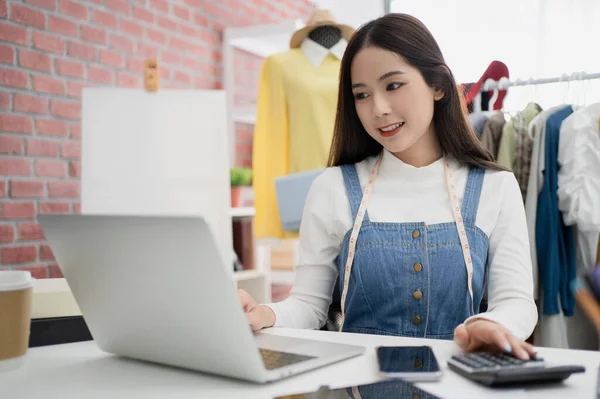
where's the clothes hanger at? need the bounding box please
[571,72,583,109]
[577,71,590,108]
[472,91,482,113]
[584,75,591,106]
[562,73,571,105]
[527,78,539,140]
[495,77,511,112]
[462,61,509,112]
[485,78,499,110]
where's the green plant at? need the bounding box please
[230,167,252,187]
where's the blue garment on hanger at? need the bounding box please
[468,112,490,139]
[536,105,576,316]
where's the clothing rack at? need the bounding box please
[479,71,600,91]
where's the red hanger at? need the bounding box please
[462,61,509,111]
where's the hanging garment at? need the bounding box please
[480,111,505,159]
[525,105,567,300]
[512,103,543,200]
[529,105,574,350]
[558,102,600,234]
[555,103,600,350]
[496,103,542,171]
[252,38,346,239]
[536,105,575,316]
[468,111,491,139]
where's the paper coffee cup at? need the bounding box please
[0,270,33,371]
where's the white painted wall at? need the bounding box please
[310,0,385,31]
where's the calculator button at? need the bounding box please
[451,352,546,374]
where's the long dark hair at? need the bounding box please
[328,13,504,171]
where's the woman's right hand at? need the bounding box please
[238,289,276,331]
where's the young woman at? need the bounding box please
[239,13,538,360]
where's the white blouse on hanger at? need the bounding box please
[558,102,600,268]
[558,103,600,231]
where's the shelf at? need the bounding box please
[233,269,265,282]
[234,269,270,303]
[233,103,257,124]
[229,206,255,219]
[32,278,81,319]
[227,19,304,58]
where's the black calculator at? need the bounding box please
[447,352,585,387]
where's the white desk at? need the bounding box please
[1,328,599,399]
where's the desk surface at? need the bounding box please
[1,328,599,399]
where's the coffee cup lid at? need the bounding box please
[0,270,34,292]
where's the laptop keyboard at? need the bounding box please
[259,348,316,370]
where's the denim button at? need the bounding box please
[413,394,420,399]
[413,315,421,325]
[413,262,422,272]
[415,358,423,368]
[412,229,420,239]
[413,289,422,300]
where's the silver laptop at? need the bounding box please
[38,214,364,383]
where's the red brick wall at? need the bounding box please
[0,0,315,277]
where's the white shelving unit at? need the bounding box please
[232,103,258,125]
[222,19,304,166]
[228,206,255,219]
[223,19,307,303]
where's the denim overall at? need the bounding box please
[337,164,489,340]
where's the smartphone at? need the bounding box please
[376,345,443,381]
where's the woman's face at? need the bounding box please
[350,46,443,159]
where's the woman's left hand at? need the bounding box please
[453,319,537,360]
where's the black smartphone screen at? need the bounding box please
[377,345,441,374]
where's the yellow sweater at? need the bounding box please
[252,49,341,239]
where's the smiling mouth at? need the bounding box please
[378,122,405,137]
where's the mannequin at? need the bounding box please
[253,11,355,239]
[308,25,342,49]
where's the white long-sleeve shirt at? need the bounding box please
[265,150,538,341]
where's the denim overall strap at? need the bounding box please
[340,164,370,222]
[460,166,485,225]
